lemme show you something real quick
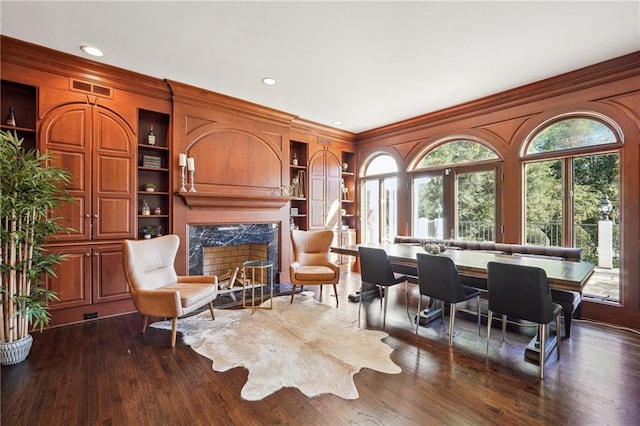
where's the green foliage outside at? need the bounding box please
[414,120,620,265]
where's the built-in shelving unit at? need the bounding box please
[340,151,356,231]
[289,140,308,231]
[137,109,171,239]
[0,80,37,151]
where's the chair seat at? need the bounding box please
[159,283,218,307]
[293,265,337,282]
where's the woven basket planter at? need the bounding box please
[0,334,33,365]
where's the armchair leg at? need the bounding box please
[142,315,149,333]
[170,317,178,348]
[332,284,339,307]
[290,285,297,304]
[208,302,215,320]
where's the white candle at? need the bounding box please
[179,153,187,167]
[187,157,195,171]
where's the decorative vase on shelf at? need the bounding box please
[292,153,298,166]
[342,162,349,172]
[6,107,16,127]
[141,200,150,216]
[147,125,156,145]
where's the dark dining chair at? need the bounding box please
[485,261,562,380]
[416,253,481,346]
[358,246,408,328]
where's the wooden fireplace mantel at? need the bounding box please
[177,192,294,210]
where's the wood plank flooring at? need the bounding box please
[2,271,639,425]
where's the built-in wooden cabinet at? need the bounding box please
[45,243,129,313]
[137,109,171,239]
[42,104,136,242]
[0,79,37,151]
[289,140,308,231]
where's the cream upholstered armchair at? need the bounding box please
[290,229,340,306]
[122,234,218,347]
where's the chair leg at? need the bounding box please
[440,300,445,323]
[449,303,456,347]
[501,314,507,342]
[208,302,215,320]
[539,323,546,380]
[332,284,339,307]
[290,285,297,304]
[416,295,422,335]
[358,286,363,328]
[141,315,149,333]
[486,310,493,356]
[170,317,178,348]
[378,285,383,307]
[556,314,561,361]
[383,288,389,328]
[476,295,481,336]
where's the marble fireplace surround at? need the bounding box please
[188,223,280,281]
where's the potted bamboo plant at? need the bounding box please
[0,130,71,365]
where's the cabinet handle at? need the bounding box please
[85,214,90,218]
[85,252,91,257]
[94,214,98,218]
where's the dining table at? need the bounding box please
[331,242,596,364]
[331,242,595,292]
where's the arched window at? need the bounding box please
[412,139,501,241]
[417,140,498,168]
[361,154,398,244]
[525,117,619,155]
[522,114,623,301]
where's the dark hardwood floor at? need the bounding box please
[2,271,640,425]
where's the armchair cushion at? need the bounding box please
[292,264,340,282]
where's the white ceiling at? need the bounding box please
[1,1,639,133]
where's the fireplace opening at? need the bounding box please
[188,223,279,281]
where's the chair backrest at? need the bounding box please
[358,246,397,286]
[416,253,466,303]
[487,261,556,324]
[290,229,334,266]
[122,234,180,294]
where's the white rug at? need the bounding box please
[150,293,401,400]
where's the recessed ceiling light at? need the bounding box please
[80,45,105,57]
[333,121,343,126]
[262,77,277,86]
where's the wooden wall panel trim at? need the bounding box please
[1,35,171,102]
[167,79,296,127]
[358,51,640,140]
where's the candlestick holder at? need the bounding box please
[179,165,187,192]
[188,170,197,192]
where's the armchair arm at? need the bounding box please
[133,289,182,318]
[178,275,218,285]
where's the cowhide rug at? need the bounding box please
[150,293,401,400]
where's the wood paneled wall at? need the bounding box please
[356,52,640,328]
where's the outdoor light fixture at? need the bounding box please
[600,195,613,220]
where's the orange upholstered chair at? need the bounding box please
[289,229,340,307]
[122,235,218,347]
